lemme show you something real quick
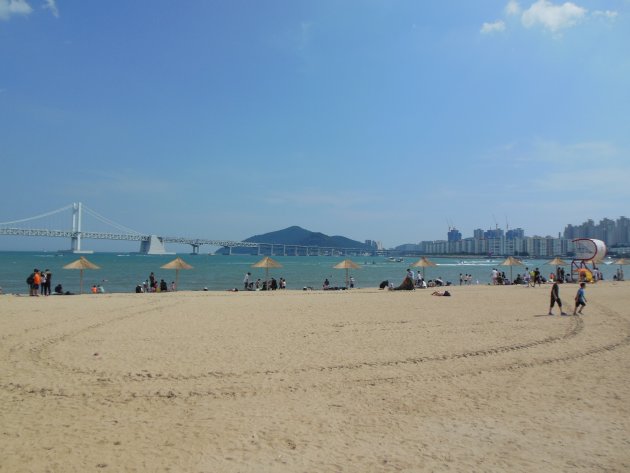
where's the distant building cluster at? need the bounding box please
[564,217,630,248]
[411,216,630,257]
[365,240,384,251]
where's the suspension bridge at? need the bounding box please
[0,203,371,256]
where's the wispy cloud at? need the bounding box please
[521,0,586,32]
[505,0,522,16]
[43,0,58,18]
[490,139,629,199]
[482,0,618,36]
[592,10,618,19]
[0,0,33,20]
[481,20,506,34]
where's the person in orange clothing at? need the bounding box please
[32,269,41,296]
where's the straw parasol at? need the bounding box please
[161,257,193,291]
[63,256,100,294]
[546,257,568,267]
[252,256,283,288]
[546,257,568,280]
[411,256,437,279]
[333,259,360,288]
[499,256,523,282]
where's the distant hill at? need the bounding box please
[216,226,369,254]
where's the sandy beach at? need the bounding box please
[1,282,629,472]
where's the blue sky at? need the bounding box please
[1,0,629,251]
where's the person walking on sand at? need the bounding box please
[573,282,587,315]
[548,281,567,316]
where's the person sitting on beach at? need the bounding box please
[54,284,63,295]
[97,284,105,294]
[379,280,389,289]
[393,276,415,291]
[323,278,330,290]
[160,279,168,292]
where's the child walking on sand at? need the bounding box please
[573,282,587,315]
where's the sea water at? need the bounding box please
[0,251,620,295]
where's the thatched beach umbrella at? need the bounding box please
[63,256,100,294]
[411,256,437,279]
[500,256,523,282]
[333,259,360,288]
[252,256,283,288]
[546,257,568,267]
[161,257,193,291]
[546,257,568,280]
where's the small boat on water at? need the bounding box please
[386,257,404,263]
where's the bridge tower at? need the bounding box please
[70,202,93,254]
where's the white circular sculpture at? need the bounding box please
[571,238,607,282]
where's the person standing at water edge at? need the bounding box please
[44,269,52,296]
[32,269,41,296]
[548,281,567,316]
[573,282,587,315]
[243,272,251,290]
[40,271,47,296]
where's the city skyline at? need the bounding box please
[2,1,629,251]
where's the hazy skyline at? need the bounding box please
[2,1,629,251]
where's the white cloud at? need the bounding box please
[593,10,618,19]
[521,0,587,32]
[506,0,522,16]
[43,0,58,17]
[0,0,33,20]
[481,20,506,34]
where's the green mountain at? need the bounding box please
[217,226,368,254]
[246,226,368,248]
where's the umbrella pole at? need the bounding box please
[175,269,179,291]
[80,269,84,294]
[346,268,349,288]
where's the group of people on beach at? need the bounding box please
[135,272,175,293]
[459,273,475,285]
[242,272,287,291]
[25,268,69,295]
[26,268,52,296]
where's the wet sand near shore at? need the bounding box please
[1,282,629,472]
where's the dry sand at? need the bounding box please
[1,282,629,472]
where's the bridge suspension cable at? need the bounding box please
[0,204,75,226]
[82,204,143,235]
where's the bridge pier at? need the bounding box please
[139,235,173,255]
[190,244,200,255]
